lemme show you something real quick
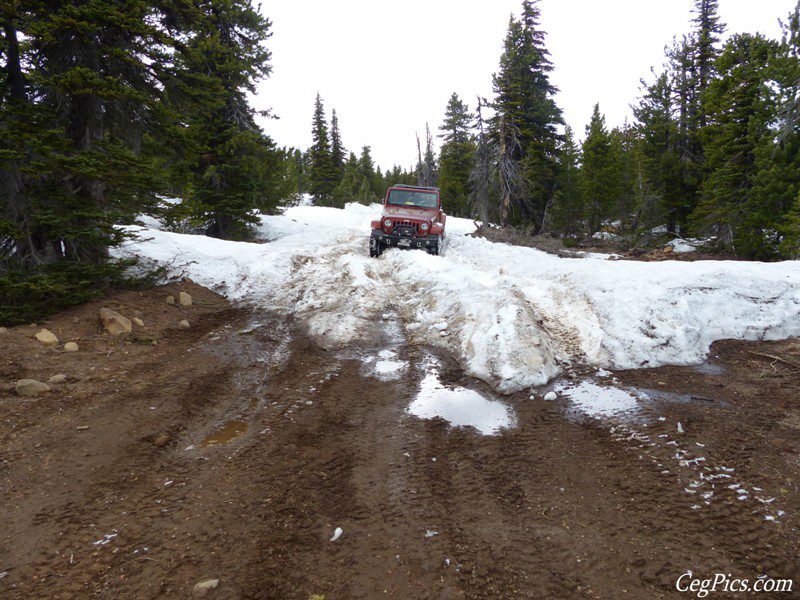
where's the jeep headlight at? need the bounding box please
[384,219,393,228]
[420,222,430,231]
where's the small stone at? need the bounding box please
[153,433,170,448]
[35,328,59,346]
[76,425,89,431]
[64,342,79,352]
[543,391,558,401]
[99,308,132,336]
[178,320,190,329]
[0,326,8,334]
[166,295,175,305]
[15,379,51,397]
[192,579,219,597]
[179,291,193,307]
[48,374,68,384]
[770,438,790,451]
[133,317,145,327]
[72,317,80,324]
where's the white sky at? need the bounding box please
[252,0,796,169]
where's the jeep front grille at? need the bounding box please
[394,220,419,237]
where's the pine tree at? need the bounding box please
[633,71,682,230]
[548,126,583,234]
[333,151,360,205]
[468,97,496,225]
[692,0,726,127]
[0,0,184,322]
[665,37,703,233]
[356,146,378,203]
[309,93,336,205]
[438,93,475,217]
[580,104,623,233]
[330,108,345,182]
[760,5,800,258]
[417,123,438,186]
[491,0,563,227]
[691,34,779,255]
[610,123,638,228]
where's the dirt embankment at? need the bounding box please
[1,281,799,599]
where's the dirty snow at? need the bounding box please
[118,202,800,393]
[667,238,703,253]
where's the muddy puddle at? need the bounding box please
[692,361,726,375]
[193,316,294,448]
[547,377,724,423]
[201,420,248,447]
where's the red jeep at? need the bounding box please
[369,185,446,257]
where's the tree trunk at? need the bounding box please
[498,116,511,227]
[3,18,25,101]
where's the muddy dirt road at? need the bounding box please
[1,282,799,599]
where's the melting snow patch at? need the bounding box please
[425,530,439,538]
[374,359,406,377]
[553,381,643,419]
[407,369,515,436]
[330,527,343,542]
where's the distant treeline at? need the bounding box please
[2,0,799,323]
[319,0,800,261]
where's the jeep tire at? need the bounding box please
[369,236,383,258]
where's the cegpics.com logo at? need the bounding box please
[676,572,794,597]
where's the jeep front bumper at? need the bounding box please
[371,229,440,249]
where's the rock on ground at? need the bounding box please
[15,379,51,397]
[64,342,79,352]
[34,329,59,347]
[47,374,67,384]
[192,579,219,597]
[166,295,175,305]
[179,320,190,329]
[133,317,145,327]
[99,308,132,336]
[179,291,193,307]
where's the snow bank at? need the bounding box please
[667,238,704,253]
[117,203,800,393]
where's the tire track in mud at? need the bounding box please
[5,298,799,599]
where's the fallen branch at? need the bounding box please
[747,351,800,371]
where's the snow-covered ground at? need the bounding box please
[117,203,800,393]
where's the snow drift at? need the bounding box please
[119,203,800,393]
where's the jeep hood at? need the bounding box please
[382,205,435,221]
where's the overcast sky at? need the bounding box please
[252,0,796,169]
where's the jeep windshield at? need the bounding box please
[387,189,438,209]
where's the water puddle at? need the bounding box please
[692,361,726,376]
[201,420,248,447]
[549,380,719,421]
[407,363,515,435]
